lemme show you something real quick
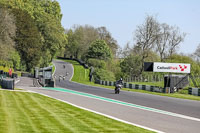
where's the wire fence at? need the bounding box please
[124,75,165,83]
[124,74,200,88]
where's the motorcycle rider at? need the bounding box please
[116,78,123,85]
[115,78,123,92]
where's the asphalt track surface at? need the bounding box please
[16,60,200,133]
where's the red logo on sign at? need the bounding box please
[179,65,187,71]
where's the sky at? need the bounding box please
[56,0,200,54]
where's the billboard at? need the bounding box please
[144,62,153,72]
[153,62,191,73]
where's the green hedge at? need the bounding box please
[87,58,106,69]
[93,68,115,81]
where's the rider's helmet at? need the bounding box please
[120,78,123,81]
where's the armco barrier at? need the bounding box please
[99,80,163,93]
[21,72,33,77]
[57,57,89,69]
[188,88,200,96]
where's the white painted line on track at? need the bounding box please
[15,79,20,84]
[0,88,35,93]
[31,90,165,133]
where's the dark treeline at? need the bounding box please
[0,0,66,72]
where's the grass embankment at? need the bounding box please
[0,90,153,133]
[61,59,117,89]
[62,59,200,101]
[49,62,55,73]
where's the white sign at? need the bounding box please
[153,62,191,73]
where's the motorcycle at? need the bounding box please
[115,84,122,94]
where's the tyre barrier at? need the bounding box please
[0,79,14,90]
[99,80,163,93]
[188,88,200,96]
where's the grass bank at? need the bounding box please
[0,90,153,133]
[49,62,55,73]
[61,59,200,101]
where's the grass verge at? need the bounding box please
[61,59,200,101]
[0,90,153,133]
[49,62,55,74]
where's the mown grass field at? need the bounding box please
[0,90,153,133]
[61,59,200,101]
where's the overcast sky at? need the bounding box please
[56,0,200,54]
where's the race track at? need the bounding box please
[16,60,200,133]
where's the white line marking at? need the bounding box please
[0,88,35,93]
[15,79,20,84]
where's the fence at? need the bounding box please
[97,80,164,93]
[124,74,200,87]
[124,74,166,83]
[188,88,200,96]
[57,57,89,69]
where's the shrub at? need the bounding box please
[93,68,115,81]
[87,58,106,69]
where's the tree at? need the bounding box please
[134,15,160,74]
[156,23,170,61]
[92,68,116,81]
[2,0,67,67]
[120,55,142,77]
[121,42,132,58]
[0,5,18,68]
[14,9,43,71]
[194,43,200,62]
[156,24,185,61]
[0,5,16,60]
[64,25,119,61]
[10,50,21,70]
[97,27,118,57]
[87,40,112,60]
[65,29,80,58]
[65,25,99,59]
[168,26,186,57]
